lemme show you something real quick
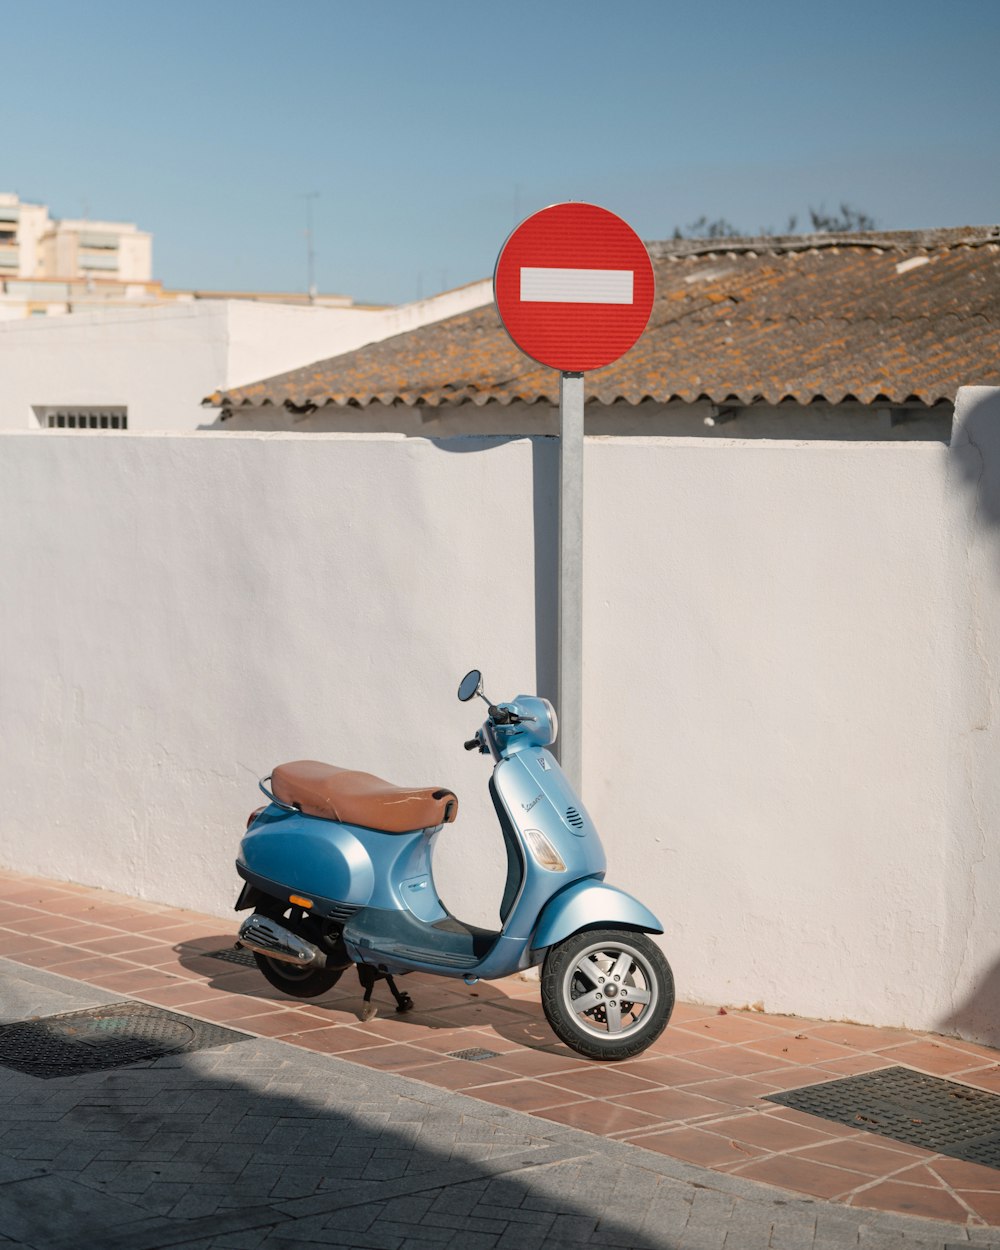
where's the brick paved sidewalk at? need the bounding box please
[2,958,999,1250]
[2,868,1000,1236]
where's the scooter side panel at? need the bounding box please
[239,806,376,908]
[239,806,444,917]
[530,880,664,953]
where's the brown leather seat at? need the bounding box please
[270,760,458,833]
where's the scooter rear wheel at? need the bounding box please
[541,928,674,1061]
[252,950,345,998]
[252,902,347,999]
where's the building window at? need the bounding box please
[35,407,128,430]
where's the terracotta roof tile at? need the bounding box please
[208,227,1000,413]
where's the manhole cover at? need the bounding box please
[768,1066,1000,1169]
[207,947,258,968]
[0,1002,250,1079]
[447,1047,502,1062]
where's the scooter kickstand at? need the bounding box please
[385,974,414,1015]
[356,966,414,1018]
[357,965,378,1022]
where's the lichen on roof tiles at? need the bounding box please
[208,226,1000,413]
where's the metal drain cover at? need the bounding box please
[768,1066,1000,1169]
[207,947,258,968]
[447,1047,502,1062]
[0,1001,249,1079]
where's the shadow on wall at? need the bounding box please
[940,951,1000,1044]
[942,388,1000,1049]
[429,435,559,706]
[951,388,1000,536]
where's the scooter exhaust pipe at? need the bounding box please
[236,913,326,967]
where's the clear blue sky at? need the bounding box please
[6,0,998,305]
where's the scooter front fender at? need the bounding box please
[531,880,664,955]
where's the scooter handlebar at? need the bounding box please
[463,738,481,751]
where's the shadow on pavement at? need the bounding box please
[0,1014,695,1249]
[173,934,568,1054]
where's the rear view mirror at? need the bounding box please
[458,670,482,702]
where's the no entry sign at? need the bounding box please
[493,202,655,372]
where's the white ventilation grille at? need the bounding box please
[36,407,128,431]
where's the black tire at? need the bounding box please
[541,928,674,1061]
[251,899,347,999]
[252,950,345,998]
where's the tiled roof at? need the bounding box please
[208,227,1000,412]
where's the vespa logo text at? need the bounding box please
[522,793,543,813]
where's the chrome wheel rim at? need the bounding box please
[561,939,659,1039]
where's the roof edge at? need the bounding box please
[646,225,1000,259]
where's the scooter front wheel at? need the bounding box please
[541,928,674,1061]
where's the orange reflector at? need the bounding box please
[289,894,314,909]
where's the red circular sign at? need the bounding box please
[493,202,655,372]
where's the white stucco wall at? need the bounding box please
[0,282,492,433]
[0,303,229,431]
[1,393,998,1042]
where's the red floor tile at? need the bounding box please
[627,1127,766,1168]
[673,1014,794,1045]
[685,1045,799,1078]
[4,866,1000,1230]
[959,1190,1000,1224]
[617,1053,728,1086]
[797,1136,931,1176]
[877,1040,995,1077]
[283,1026,394,1055]
[732,1154,871,1200]
[613,1087,734,1123]
[83,969,187,993]
[744,1034,857,1066]
[339,1042,460,1073]
[816,1054,896,1077]
[848,1179,971,1222]
[221,1011,321,1039]
[462,1078,583,1113]
[480,1047,590,1079]
[538,1100,664,1135]
[402,1059,514,1092]
[675,1076,775,1107]
[928,1157,1000,1192]
[544,1066,662,1100]
[708,1110,846,1153]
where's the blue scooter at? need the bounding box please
[234,670,674,1060]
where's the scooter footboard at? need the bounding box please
[530,881,663,956]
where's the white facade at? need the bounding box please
[0,281,492,432]
[0,193,152,283]
[1,389,999,1044]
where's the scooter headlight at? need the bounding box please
[524,828,566,872]
[539,698,558,746]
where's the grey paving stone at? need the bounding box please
[0,956,120,1024]
[0,1154,46,1186]
[494,1227,552,1250]
[0,1173,151,1244]
[5,960,1000,1250]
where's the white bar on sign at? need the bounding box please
[520,267,634,305]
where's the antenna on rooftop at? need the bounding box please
[299,191,319,302]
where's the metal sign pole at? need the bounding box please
[493,204,653,798]
[559,370,584,792]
